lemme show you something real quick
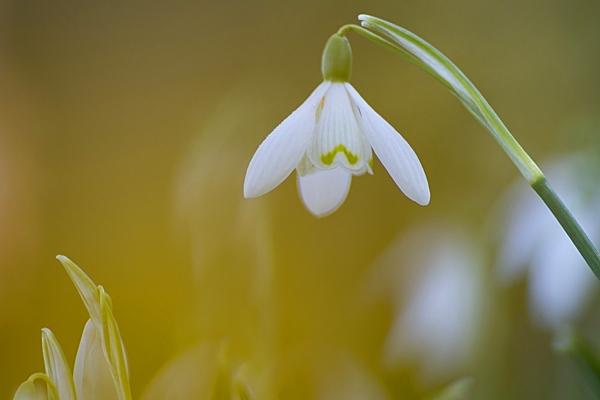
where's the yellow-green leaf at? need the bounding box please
[99,286,132,400]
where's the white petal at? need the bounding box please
[297,167,352,217]
[307,83,370,172]
[244,82,331,198]
[74,319,119,400]
[345,84,430,205]
[99,288,132,400]
[41,328,77,400]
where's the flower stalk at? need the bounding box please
[349,15,600,281]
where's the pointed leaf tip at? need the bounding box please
[56,256,103,329]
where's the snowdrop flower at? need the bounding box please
[244,33,429,217]
[365,223,486,382]
[496,153,600,329]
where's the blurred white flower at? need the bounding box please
[365,223,486,382]
[496,152,600,328]
[244,34,429,217]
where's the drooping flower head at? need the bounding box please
[244,33,429,217]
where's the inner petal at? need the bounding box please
[307,83,369,171]
[297,167,352,217]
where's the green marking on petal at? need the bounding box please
[320,144,359,166]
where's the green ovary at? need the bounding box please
[320,144,359,166]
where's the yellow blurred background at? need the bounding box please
[1,0,599,398]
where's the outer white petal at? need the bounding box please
[41,328,77,400]
[74,319,119,400]
[297,167,352,217]
[345,84,430,205]
[244,82,331,198]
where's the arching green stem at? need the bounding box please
[337,24,453,91]
[343,15,600,281]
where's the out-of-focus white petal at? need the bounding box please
[307,83,370,172]
[366,223,485,383]
[529,238,596,328]
[297,167,352,217]
[74,319,119,400]
[383,245,481,379]
[528,210,599,328]
[495,181,552,284]
[244,82,331,198]
[41,328,77,400]
[495,153,600,327]
[344,83,429,205]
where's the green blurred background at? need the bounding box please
[1,0,599,398]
